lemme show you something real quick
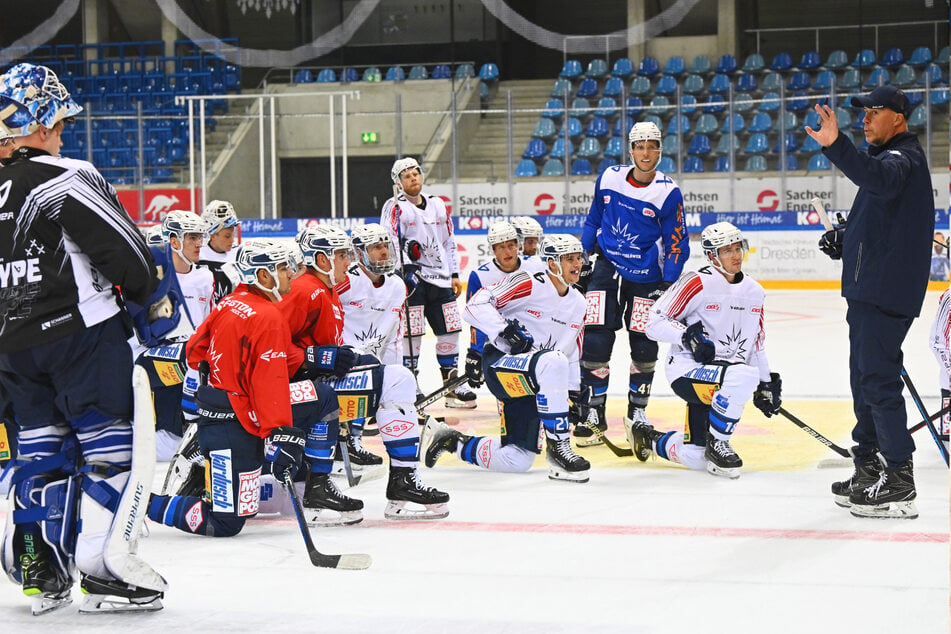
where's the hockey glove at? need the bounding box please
[464,349,484,388]
[818,229,843,260]
[646,280,673,302]
[500,319,534,355]
[568,388,591,424]
[305,345,358,378]
[405,240,423,262]
[403,264,420,296]
[753,372,783,417]
[573,256,595,294]
[264,425,306,481]
[682,322,716,364]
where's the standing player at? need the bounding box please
[577,121,689,447]
[510,215,545,259]
[630,222,782,478]
[423,235,591,483]
[0,62,166,613]
[147,240,342,536]
[929,287,950,447]
[381,157,476,408]
[198,199,241,304]
[282,225,449,521]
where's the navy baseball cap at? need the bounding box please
[850,85,911,118]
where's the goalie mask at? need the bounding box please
[541,234,583,288]
[234,239,300,302]
[202,199,240,234]
[0,63,83,137]
[297,224,353,280]
[701,222,748,276]
[350,223,397,275]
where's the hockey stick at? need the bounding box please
[777,407,853,458]
[810,197,835,231]
[909,402,951,435]
[414,374,469,412]
[281,470,372,570]
[581,417,634,457]
[899,367,950,466]
[337,438,356,487]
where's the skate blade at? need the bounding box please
[546,466,590,483]
[849,500,918,519]
[575,435,603,448]
[444,397,477,409]
[833,494,852,508]
[29,593,73,616]
[79,594,163,614]
[706,463,741,479]
[304,508,364,527]
[384,500,449,520]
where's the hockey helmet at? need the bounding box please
[541,234,583,287]
[701,221,748,275]
[350,223,397,275]
[202,199,240,234]
[0,63,82,136]
[233,239,300,301]
[391,157,421,184]
[628,121,663,150]
[297,224,353,278]
[162,210,208,242]
[143,224,166,248]
[487,221,519,248]
[510,216,544,254]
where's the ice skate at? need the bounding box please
[443,369,477,409]
[545,435,591,483]
[333,432,383,473]
[78,574,163,614]
[20,551,73,616]
[849,458,918,519]
[831,455,884,508]
[422,418,469,467]
[574,405,606,447]
[384,466,449,519]
[362,416,379,437]
[624,412,663,462]
[705,436,742,479]
[302,471,364,526]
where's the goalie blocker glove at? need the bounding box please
[500,319,534,354]
[753,372,782,417]
[265,426,306,480]
[682,321,716,364]
[818,229,844,260]
[305,345,358,378]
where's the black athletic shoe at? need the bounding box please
[849,458,918,519]
[705,435,742,478]
[831,455,884,508]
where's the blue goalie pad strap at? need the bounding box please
[10,452,72,485]
[80,475,122,514]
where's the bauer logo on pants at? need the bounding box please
[209,449,235,514]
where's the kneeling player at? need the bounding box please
[147,240,341,536]
[423,234,591,482]
[629,222,782,478]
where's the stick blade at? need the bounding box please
[311,552,373,570]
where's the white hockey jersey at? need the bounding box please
[465,269,586,390]
[466,257,546,354]
[929,288,951,390]
[381,191,459,288]
[199,244,235,264]
[177,265,215,330]
[645,267,771,382]
[337,264,406,365]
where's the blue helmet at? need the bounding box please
[296,225,353,278]
[0,63,82,137]
[233,239,300,301]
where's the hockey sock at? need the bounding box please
[304,419,339,475]
[540,413,571,440]
[654,430,676,461]
[147,494,214,536]
[628,371,654,413]
[378,412,420,468]
[458,436,484,465]
[708,411,739,437]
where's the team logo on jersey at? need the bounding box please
[717,324,749,360]
[642,208,656,218]
[237,468,261,516]
[184,501,204,533]
[209,450,234,514]
[527,309,541,319]
[495,371,534,398]
[751,306,762,314]
[154,360,185,386]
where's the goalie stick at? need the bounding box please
[777,407,853,458]
[281,470,372,570]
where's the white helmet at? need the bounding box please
[296,224,353,279]
[202,199,240,234]
[162,210,208,266]
[233,239,300,302]
[487,221,519,248]
[541,234,583,288]
[628,121,663,150]
[391,157,421,184]
[701,222,748,275]
[350,223,397,275]
[509,216,544,254]
[143,224,165,248]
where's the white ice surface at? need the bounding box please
[0,290,947,632]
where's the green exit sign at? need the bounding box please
[361,132,379,144]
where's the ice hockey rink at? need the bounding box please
[0,288,948,632]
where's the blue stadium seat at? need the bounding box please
[664,134,681,155]
[455,63,475,79]
[824,50,848,69]
[560,59,583,79]
[880,48,904,68]
[743,132,769,154]
[598,157,619,173]
[787,71,810,91]
[667,114,690,135]
[586,59,608,78]
[316,68,336,82]
[515,159,538,177]
[937,46,950,65]
[908,46,933,67]
[431,64,451,79]
[647,96,669,116]
[571,158,593,176]
[594,97,618,118]
[721,113,745,134]
[715,55,737,74]
[629,76,651,96]
[733,94,754,112]
[702,94,726,114]
[798,51,821,70]
[839,69,861,89]
[680,94,698,115]
[657,156,676,173]
[907,104,928,130]
[655,74,678,95]
[864,68,890,88]
[812,70,835,91]
[807,153,830,171]
[773,132,799,154]
[906,89,923,106]
[682,74,705,94]
[551,78,572,98]
[542,98,565,119]
[786,92,810,112]
[852,49,876,68]
[341,68,359,82]
[741,53,765,73]
[769,52,793,72]
[694,113,718,135]
[662,56,686,76]
[604,136,624,159]
[689,55,712,74]
[577,138,601,159]
[777,154,799,171]
[408,65,428,80]
[687,134,711,156]
[893,65,916,87]
[610,58,634,78]
[758,92,781,112]
[708,73,731,93]
[643,114,662,129]
[918,63,946,86]
[760,72,783,92]
[743,155,768,172]
[802,110,821,130]
[576,77,599,98]
[532,117,558,140]
[637,57,660,77]
[541,158,565,176]
[625,96,644,116]
[586,116,610,138]
[564,117,583,139]
[294,69,314,83]
[799,134,823,155]
[735,73,758,93]
[683,156,704,173]
[549,138,574,159]
[713,155,731,172]
[522,138,547,160]
[932,88,949,105]
[602,77,624,98]
[478,63,499,82]
[570,97,591,119]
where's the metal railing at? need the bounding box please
[745,20,947,56]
